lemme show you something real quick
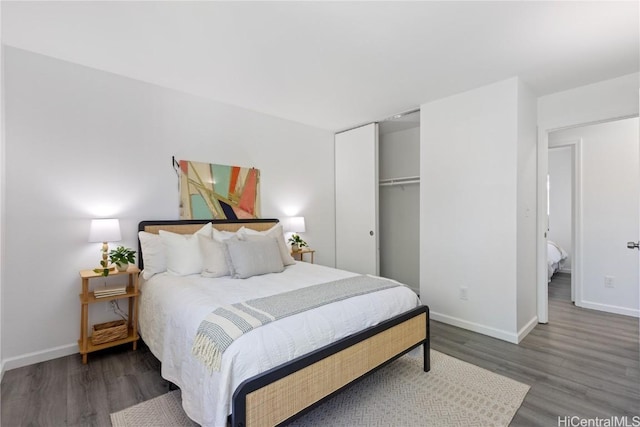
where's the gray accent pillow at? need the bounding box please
[198,234,230,278]
[224,235,285,279]
[238,224,296,266]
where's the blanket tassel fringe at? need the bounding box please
[192,334,223,372]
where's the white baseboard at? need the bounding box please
[517,316,539,343]
[430,311,519,344]
[576,300,639,318]
[2,343,78,372]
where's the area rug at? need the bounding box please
[110,350,530,427]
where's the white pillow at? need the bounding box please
[224,235,285,279]
[138,231,167,280]
[198,234,230,278]
[239,223,296,266]
[213,228,236,242]
[159,223,212,276]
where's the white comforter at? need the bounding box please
[547,240,568,281]
[139,261,420,426]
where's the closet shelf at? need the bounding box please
[379,176,420,187]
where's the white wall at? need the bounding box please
[550,118,639,316]
[379,125,419,293]
[548,146,573,270]
[516,80,538,335]
[536,72,640,322]
[0,10,5,380]
[420,77,537,343]
[1,47,335,369]
[538,73,639,132]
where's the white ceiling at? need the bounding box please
[2,1,638,131]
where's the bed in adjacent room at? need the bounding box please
[137,219,429,427]
[547,240,568,282]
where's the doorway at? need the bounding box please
[548,140,580,303]
[378,111,420,294]
[544,117,639,319]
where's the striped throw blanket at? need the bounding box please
[192,275,402,371]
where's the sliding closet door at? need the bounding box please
[335,123,379,275]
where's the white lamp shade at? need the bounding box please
[286,216,306,233]
[88,218,122,243]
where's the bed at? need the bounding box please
[547,240,568,282]
[137,219,430,427]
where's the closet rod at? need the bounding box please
[379,176,420,187]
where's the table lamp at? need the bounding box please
[287,216,306,234]
[284,216,307,252]
[89,218,122,276]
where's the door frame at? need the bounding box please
[548,139,583,304]
[536,114,638,323]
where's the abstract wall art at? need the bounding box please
[179,160,261,220]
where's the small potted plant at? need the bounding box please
[288,234,308,252]
[109,246,136,272]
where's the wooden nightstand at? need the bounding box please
[292,248,315,264]
[78,266,140,364]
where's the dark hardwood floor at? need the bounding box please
[431,273,639,426]
[2,272,638,426]
[1,341,171,427]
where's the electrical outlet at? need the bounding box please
[459,287,468,300]
[604,276,615,288]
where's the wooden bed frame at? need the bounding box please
[138,219,430,427]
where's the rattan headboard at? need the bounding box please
[137,219,279,269]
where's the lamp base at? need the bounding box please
[93,265,117,276]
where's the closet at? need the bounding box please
[335,111,420,294]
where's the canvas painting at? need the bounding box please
[179,160,260,220]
